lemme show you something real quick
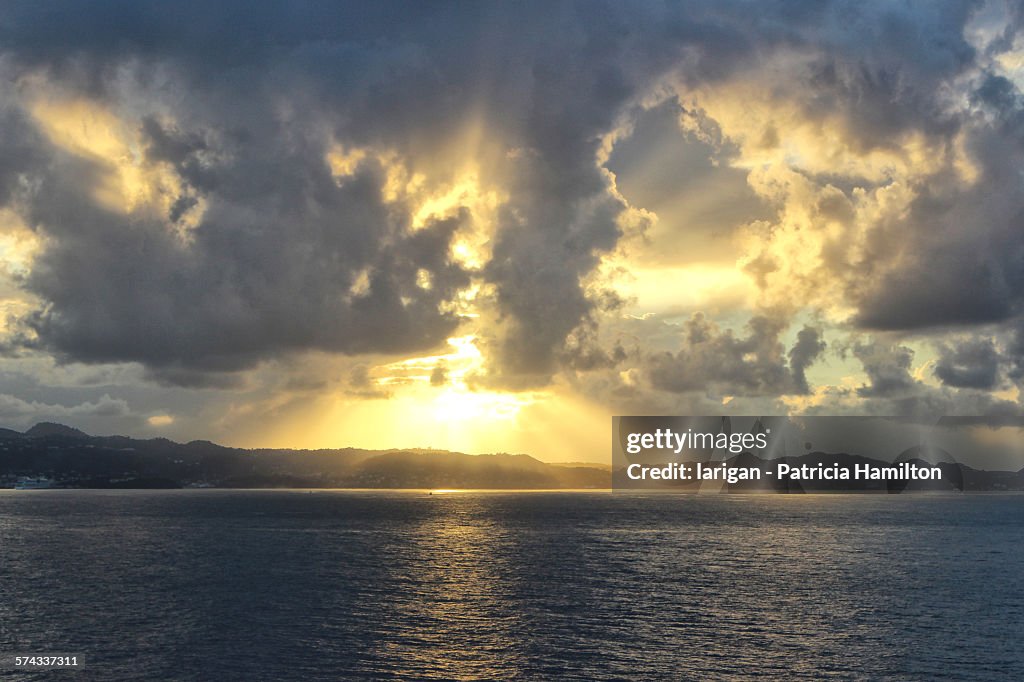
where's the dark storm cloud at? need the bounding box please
[0,0,765,387]
[853,342,917,397]
[851,130,1024,332]
[1000,319,1024,386]
[143,366,249,390]
[0,6,523,377]
[0,0,1018,391]
[798,1,977,146]
[712,2,1024,343]
[789,326,826,394]
[849,70,1024,332]
[646,314,823,396]
[0,105,49,206]
[20,139,470,372]
[934,337,1002,389]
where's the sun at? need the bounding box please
[432,387,530,423]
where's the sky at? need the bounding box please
[2,1,1024,462]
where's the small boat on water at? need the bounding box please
[14,477,54,490]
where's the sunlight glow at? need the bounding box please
[29,95,205,234]
[0,209,41,277]
[432,387,531,422]
[599,257,757,317]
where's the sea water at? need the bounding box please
[0,490,1022,680]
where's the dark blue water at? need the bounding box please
[0,491,1022,680]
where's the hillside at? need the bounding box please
[0,423,608,489]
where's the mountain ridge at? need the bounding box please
[0,422,609,489]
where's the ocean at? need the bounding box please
[1,490,1022,680]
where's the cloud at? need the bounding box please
[641,3,1024,353]
[430,362,448,387]
[0,392,130,422]
[0,1,814,390]
[789,326,827,394]
[853,342,917,397]
[345,364,391,400]
[146,414,174,427]
[0,0,1023,419]
[934,337,1002,389]
[645,313,823,397]
[18,111,475,372]
[850,147,1024,331]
